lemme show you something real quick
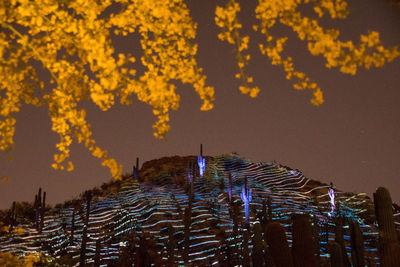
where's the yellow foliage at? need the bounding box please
[216,0,399,106]
[0,0,398,180]
[0,0,214,180]
[0,251,44,267]
[215,0,259,97]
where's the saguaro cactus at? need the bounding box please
[34,188,42,229]
[94,239,101,267]
[251,222,265,267]
[80,225,88,267]
[334,216,351,267]
[188,182,194,211]
[264,222,293,267]
[267,196,273,221]
[183,207,191,265]
[374,187,400,266]
[311,215,321,265]
[291,214,317,267]
[328,187,336,217]
[242,228,250,267]
[240,186,252,225]
[167,223,176,266]
[8,201,16,233]
[187,161,194,185]
[40,191,46,232]
[80,192,92,266]
[133,157,139,180]
[85,191,92,226]
[70,207,76,246]
[329,241,345,267]
[197,155,205,177]
[350,220,365,267]
[228,173,233,203]
[230,201,240,237]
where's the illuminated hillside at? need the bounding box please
[0,154,399,266]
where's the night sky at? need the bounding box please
[1,0,399,209]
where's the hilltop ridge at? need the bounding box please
[0,154,398,265]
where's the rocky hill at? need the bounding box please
[0,153,399,266]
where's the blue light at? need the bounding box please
[198,156,206,177]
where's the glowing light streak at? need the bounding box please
[198,156,206,177]
[240,186,252,224]
[328,188,335,217]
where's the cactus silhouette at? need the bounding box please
[251,222,265,267]
[80,192,92,266]
[311,214,321,265]
[133,157,139,180]
[40,191,46,232]
[8,201,16,233]
[334,216,351,266]
[94,239,101,267]
[350,220,365,267]
[70,207,76,246]
[167,223,176,266]
[80,225,88,267]
[197,155,205,177]
[240,186,252,225]
[374,187,400,266]
[329,241,345,267]
[328,187,336,217]
[228,172,233,203]
[183,206,191,265]
[265,222,293,267]
[242,227,250,267]
[291,214,317,267]
[267,196,273,221]
[34,188,42,229]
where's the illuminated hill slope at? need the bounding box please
[0,154,399,265]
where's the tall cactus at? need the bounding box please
[167,223,176,266]
[264,222,294,267]
[350,220,365,267]
[219,174,225,193]
[80,224,88,267]
[328,187,336,217]
[197,155,206,177]
[85,191,92,226]
[334,216,351,267]
[80,192,92,266]
[374,187,400,266]
[187,169,194,211]
[267,196,273,221]
[8,201,16,233]
[311,215,321,265]
[133,157,139,180]
[228,172,233,203]
[240,186,252,225]
[70,207,76,246]
[183,206,191,265]
[242,227,250,267]
[34,188,42,229]
[229,200,240,263]
[291,214,317,267]
[40,191,46,232]
[94,239,101,267]
[329,241,345,267]
[251,222,265,267]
